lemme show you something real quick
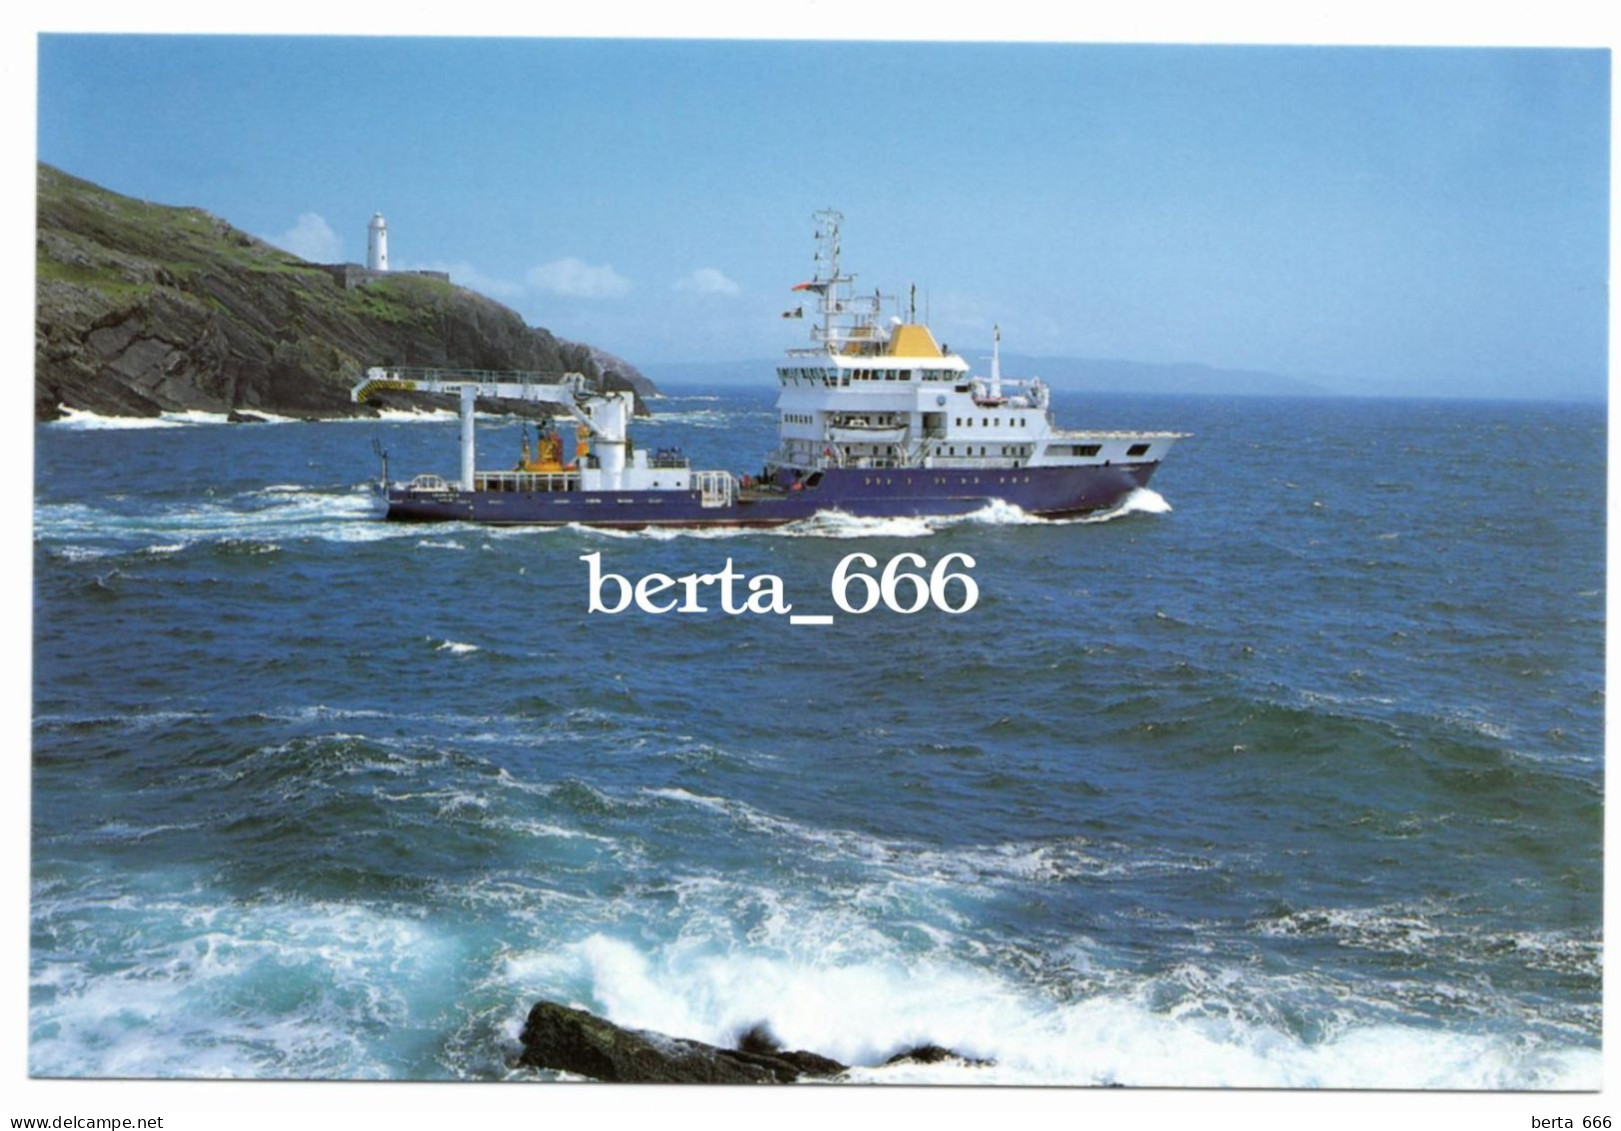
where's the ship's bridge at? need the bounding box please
[778,324,970,389]
[842,322,944,358]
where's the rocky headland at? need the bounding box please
[34,164,655,422]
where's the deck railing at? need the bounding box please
[472,471,581,493]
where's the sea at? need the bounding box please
[29,387,1605,1089]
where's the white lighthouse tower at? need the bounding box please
[367,213,389,272]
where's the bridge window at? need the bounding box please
[1127,443,1151,457]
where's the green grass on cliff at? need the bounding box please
[35,252,156,303]
[37,163,452,331]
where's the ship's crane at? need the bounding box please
[351,366,629,490]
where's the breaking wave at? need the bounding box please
[550,492,1172,542]
[33,485,408,551]
[503,932,1597,1089]
[44,408,305,429]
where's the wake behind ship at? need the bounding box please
[370,210,1186,527]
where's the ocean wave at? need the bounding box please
[45,408,196,430]
[541,489,1173,542]
[360,408,461,422]
[1049,486,1173,523]
[638,786,1217,891]
[1256,903,1602,981]
[635,408,766,427]
[779,511,942,540]
[29,897,449,1079]
[44,408,307,429]
[506,933,1598,1088]
[33,486,407,550]
[46,544,117,562]
[38,480,1169,551]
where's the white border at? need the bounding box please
[6,5,1614,1128]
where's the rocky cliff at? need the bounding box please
[34,164,655,421]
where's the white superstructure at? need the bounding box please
[351,367,734,504]
[768,209,1181,475]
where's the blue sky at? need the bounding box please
[36,36,1610,398]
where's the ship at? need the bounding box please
[364,209,1186,527]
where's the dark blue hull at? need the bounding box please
[384,462,1161,527]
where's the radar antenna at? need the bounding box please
[795,208,884,355]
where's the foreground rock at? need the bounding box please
[518,1001,848,1083]
[882,1043,996,1068]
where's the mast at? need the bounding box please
[787,209,885,360]
[991,323,1002,400]
[459,385,477,490]
[810,207,847,351]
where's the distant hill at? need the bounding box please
[989,354,1330,397]
[33,164,655,421]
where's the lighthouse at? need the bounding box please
[367,213,389,272]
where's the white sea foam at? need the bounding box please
[1259,904,1443,954]
[492,818,618,844]
[640,786,729,811]
[949,498,1041,525]
[546,488,1172,542]
[50,544,116,562]
[1066,486,1173,522]
[358,408,461,422]
[229,410,301,423]
[45,408,282,429]
[75,820,205,844]
[46,407,190,429]
[510,933,1598,1089]
[28,898,451,1079]
[1438,708,1510,741]
[637,787,1224,902]
[33,485,415,550]
[1258,903,1601,981]
[250,483,314,494]
[159,410,235,425]
[781,511,941,539]
[636,408,753,427]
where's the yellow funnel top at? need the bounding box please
[885,323,944,358]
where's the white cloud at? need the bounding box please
[269,212,343,263]
[674,267,740,296]
[526,257,631,300]
[402,260,524,301]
